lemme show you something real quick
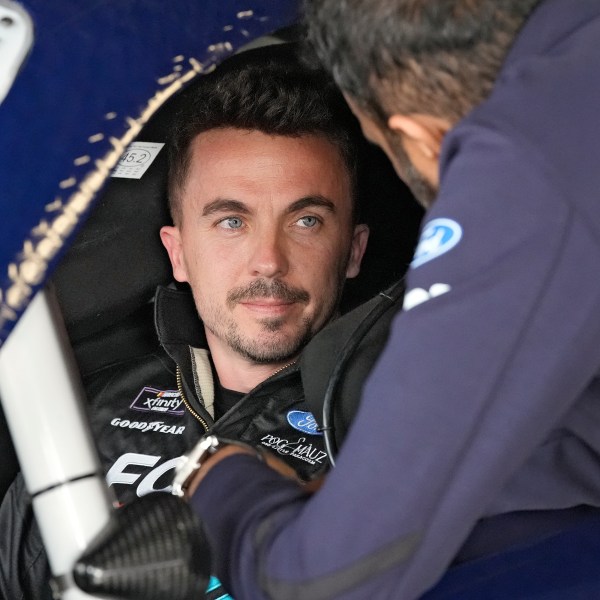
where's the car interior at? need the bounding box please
[0,36,424,502]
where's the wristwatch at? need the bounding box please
[172,434,264,498]
[172,434,223,498]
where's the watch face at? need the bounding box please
[172,435,220,497]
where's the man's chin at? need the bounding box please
[236,343,299,365]
[257,316,287,333]
[230,329,309,365]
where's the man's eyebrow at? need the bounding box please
[286,196,336,215]
[201,199,251,217]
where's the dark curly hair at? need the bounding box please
[168,43,362,225]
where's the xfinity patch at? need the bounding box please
[130,387,184,416]
[411,218,462,268]
[286,410,323,436]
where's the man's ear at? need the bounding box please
[388,113,448,157]
[388,113,450,185]
[346,224,369,279]
[159,225,189,283]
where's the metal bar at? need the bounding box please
[0,286,113,599]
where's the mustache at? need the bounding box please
[227,279,310,308]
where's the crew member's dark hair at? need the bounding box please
[168,43,361,225]
[304,0,542,123]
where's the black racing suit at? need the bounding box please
[0,285,327,599]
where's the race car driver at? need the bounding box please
[0,43,369,600]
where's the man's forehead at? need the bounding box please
[188,127,345,161]
[181,128,353,211]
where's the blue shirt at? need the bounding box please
[191,1,600,597]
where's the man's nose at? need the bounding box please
[248,227,289,278]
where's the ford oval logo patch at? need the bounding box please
[411,218,463,268]
[287,411,323,436]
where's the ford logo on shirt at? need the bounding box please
[287,411,323,436]
[411,218,463,268]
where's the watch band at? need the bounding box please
[172,434,265,497]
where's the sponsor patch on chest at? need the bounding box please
[286,410,323,435]
[130,387,184,416]
[111,418,185,435]
[260,434,328,466]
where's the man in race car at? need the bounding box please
[0,44,369,599]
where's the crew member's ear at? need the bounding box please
[387,113,450,187]
[160,225,189,283]
[345,224,370,279]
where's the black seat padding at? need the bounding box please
[0,401,18,499]
[301,280,405,457]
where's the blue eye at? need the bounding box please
[297,216,319,228]
[219,217,243,229]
